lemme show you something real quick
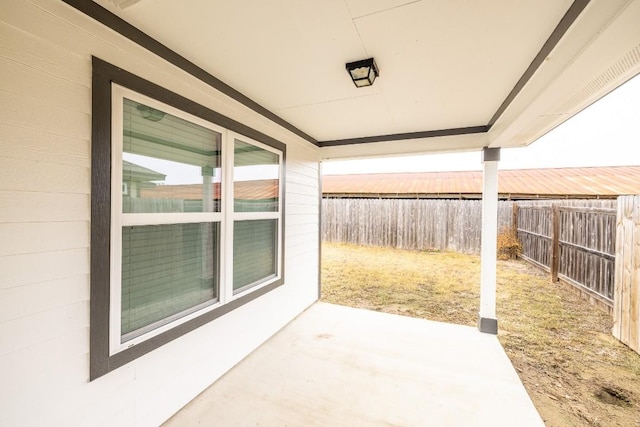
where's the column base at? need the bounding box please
[478,316,498,334]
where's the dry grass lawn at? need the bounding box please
[321,243,640,427]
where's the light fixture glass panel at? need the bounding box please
[350,66,370,80]
[368,68,377,83]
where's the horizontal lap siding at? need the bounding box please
[0,1,320,426]
[285,144,320,302]
[285,145,320,280]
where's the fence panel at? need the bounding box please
[613,195,640,354]
[516,203,616,306]
[558,207,617,302]
[322,198,514,254]
[516,206,552,269]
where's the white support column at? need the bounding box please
[479,147,500,334]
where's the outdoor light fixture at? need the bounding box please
[137,104,166,122]
[345,58,379,87]
[108,0,143,9]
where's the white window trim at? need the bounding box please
[108,85,284,356]
[109,85,227,355]
[227,132,284,300]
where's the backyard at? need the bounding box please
[321,243,640,427]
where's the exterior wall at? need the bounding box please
[0,1,320,426]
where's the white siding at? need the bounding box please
[0,1,320,425]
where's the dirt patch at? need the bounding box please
[595,386,633,407]
[321,243,640,427]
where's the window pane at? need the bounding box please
[234,139,279,212]
[233,219,278,293]
[121,222,220,339]
[122,98,222,213]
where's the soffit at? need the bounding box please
[91,1,566,137]
[88,0,640,158]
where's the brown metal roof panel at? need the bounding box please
[322,166,640,197]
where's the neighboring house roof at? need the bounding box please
[123,160,166,182]
[141,179,279,201]
[322,166,640,199]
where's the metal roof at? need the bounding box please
[322,166,640,199]
[141,180,279,201]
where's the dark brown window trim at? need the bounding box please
[91,56,286,380]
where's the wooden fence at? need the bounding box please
[613,195,640,354]
[322,198,514,254]
[516,203,617,308]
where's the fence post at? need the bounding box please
[512,203,518,233]
[551,203,560,282]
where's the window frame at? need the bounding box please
[91,57,286,380]
[110,85,227,355]
[229,134,284,297]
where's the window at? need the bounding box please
[91,57,285,379]
[232,139,281,293]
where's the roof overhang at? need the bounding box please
[76,1,640,160]
[320,0,640,160]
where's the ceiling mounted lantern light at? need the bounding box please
[108,0,143,9]
[345,58,379,88]
[137,105,166,122]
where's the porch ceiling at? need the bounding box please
[91,0,640,159]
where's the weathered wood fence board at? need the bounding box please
[613,195,640,354]
[516,205,552,270]
[558,207,617,301]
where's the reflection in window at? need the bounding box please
[122,98,222,213]
[118,97,222,342]
[234,139,279,212]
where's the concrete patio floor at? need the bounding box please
[164,302,543,426]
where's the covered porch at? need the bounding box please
[165,302,543,426]
[2,1,640,425]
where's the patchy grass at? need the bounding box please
[322,243,480,324]
[321,243,640,427]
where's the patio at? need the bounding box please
[164,302,543,426]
